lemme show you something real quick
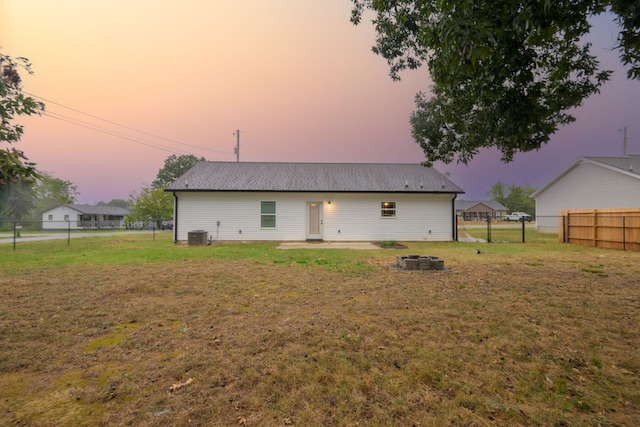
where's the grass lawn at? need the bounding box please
[1,234,639,426]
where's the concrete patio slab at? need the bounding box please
[277,241,380,250]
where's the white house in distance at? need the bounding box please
[532,155,640,231]
[42,204,129,230]
[165,162,464,243]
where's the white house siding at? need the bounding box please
[535,162,640,231]
[174,191,455,242]
[41,206,83,230]
[322,193,454,241]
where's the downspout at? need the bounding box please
[173,192,178,243]
[452,194,458,242]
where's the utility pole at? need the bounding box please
[233,129,241,162]
[622,126,628,156]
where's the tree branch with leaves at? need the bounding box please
[1,53,45,217]
[1,54,45,183]
[351,0,637,165]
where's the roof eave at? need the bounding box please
[166,188,464,194]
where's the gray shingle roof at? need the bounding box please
[166,162,464,194]
[64,204,129,216]
[586,155,640,176]
[455,200,508,211]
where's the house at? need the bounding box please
[165,162,464,243]
[455,200,508,221]
[42,204,129,230]
[532,155,640,231]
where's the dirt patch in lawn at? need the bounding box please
[373,241,408,249]
[1,248,639,426]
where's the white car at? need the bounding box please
[505,212,533,222]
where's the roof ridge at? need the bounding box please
[200,161,425,166]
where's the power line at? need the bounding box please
[25,91,233,156]
[44,111,189,155]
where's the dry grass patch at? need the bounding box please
[0,238,639,426]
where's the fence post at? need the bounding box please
[593,210,598,248]
[67,220,71,246]
[622,216,626,251]
[486,217,492,243]
[522,218,526,243]
[13,220,17,252]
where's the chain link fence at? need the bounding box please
[0,219,164,251]
[458,216,540,243]
[458,214,640,251]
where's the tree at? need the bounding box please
[152,154,205,189]
[1,54,45,218]
[32,172,79,213]
[1,54,45,188]
[350,1,639,165]
[97,199,129,208]
[487,181,535,213]
[487,181,508,206]
[0,171,79,220]
[0,180,37,220]
[127,186,173,228]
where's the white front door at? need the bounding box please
[307,202,322,240]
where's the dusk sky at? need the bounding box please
[3,1,639,204]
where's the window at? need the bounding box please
[381,201,396,217]
[63,214,69,221]
[261,201,276,228]
[48,214,53,221]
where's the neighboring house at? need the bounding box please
[42,204,129,230]
[532,155,640,231]
[165,162,464,242]
[455,200,508,221]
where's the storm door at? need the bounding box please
[307,202,323,240]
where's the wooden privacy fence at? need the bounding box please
[559,208,640,251]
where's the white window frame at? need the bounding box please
[381,201,396,218]
[261,201,276,228]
